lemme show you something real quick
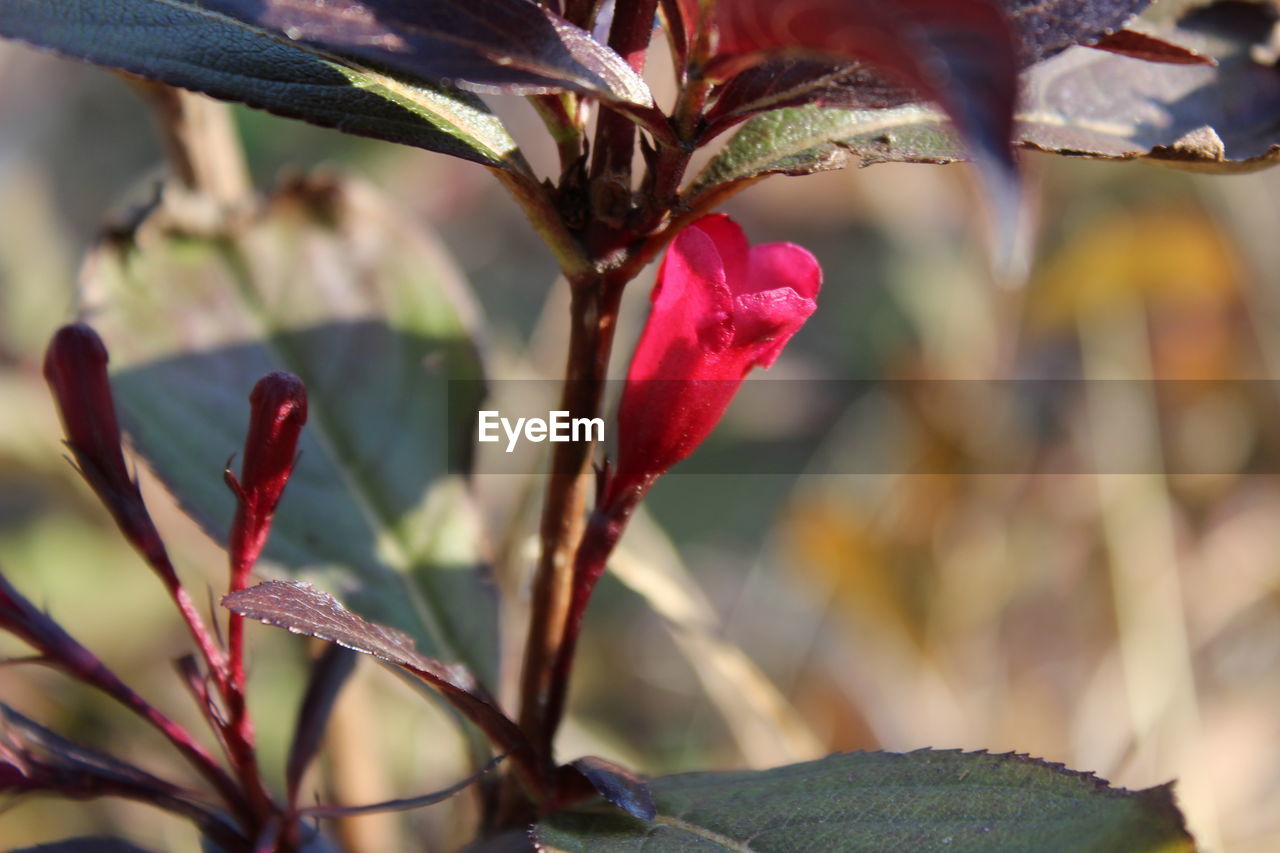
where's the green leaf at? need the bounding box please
[82,174,498,686]
[693,104,955,197]
[534,750,1196,853]
[0,0,525,171]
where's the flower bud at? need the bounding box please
[606,214,820,509]
[43,323,169,570]
[227,372,308,576]
[43,324,130,495]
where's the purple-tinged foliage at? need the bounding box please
[0,705,241,847]
[284,644,356,807]
[223,580,543,796]
[0,571,247,817]
[1006,0,1155,62]
[569,756,656,821]
[200,0,653,106]
[703,0,1159,137]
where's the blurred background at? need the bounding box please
[2,21,1279,853]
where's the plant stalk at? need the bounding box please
[586,0,660,237]
[516,276,626,768]
[541,494,640,743]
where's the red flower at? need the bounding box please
[606,214,820,508]
[226,372,308,580]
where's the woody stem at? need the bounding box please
[516,274,626,770]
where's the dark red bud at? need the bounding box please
[228,372,307,577]
[43,324,130,491]
[43,324,171,574]
[241,372,308,507]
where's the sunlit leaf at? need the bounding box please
[0,0,526,169]
[1018,0,1280,171]
[82,174,499,684]
[535,750,1196,853]
[223,580,527,761]
[202,0,653,106]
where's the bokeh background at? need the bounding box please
[1,21,1279,853]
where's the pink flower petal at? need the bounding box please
[747,242,822,300]
[633,225,733,383]
[609,215,822,507]
[688,213,751,294]
[733,286,818,371]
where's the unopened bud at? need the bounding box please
[227,372,308,576]
[43,324,170,573]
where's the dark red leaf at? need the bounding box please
[709,0,1018,146]
[202,0,652,106]
[701,0,1022,242]
[285,644,357,803]
[707,60,900,130]
[0,571,74,656]
[0,705,181,794]
[223,581,535,781]
[0,573,152,715]
[0,705,237,845]
[706,1,1162,132]
[657,0,690,68]
[1007,0,1156,63]
[1088,29,1215,66]
[570,755,656,821]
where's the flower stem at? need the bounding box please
[149,552,230,693]
[586,0,659,237]
[542,494,640,744]
[104,671,256,826]
[516,276,626,768]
